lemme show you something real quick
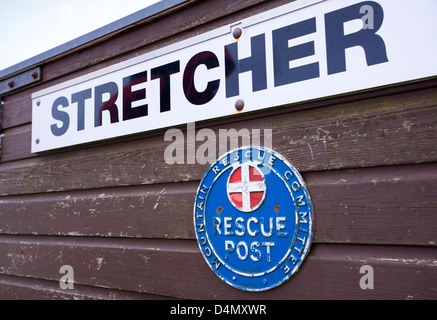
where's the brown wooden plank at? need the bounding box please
[0,182,197,239]
[307,163,437,246]
[0,124,32,163]
[0,163,436,246]
[0,274,172,300]
[275,89,437,172]
[1,89,32,129]
[0,236,436,299]
[1,87,436,194]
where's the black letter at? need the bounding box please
[273,18,319,86]
[225,34,267,98]
[123,71,148,121]
[51,96,70,136]
[94,82,119,127]
[71,88,92,131]
[183,51,220,105]
[325,1,388,75]
[151,61,180,112]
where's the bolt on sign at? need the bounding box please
[31,0,437,152]
[194,146,314,291]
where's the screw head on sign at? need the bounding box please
[233,27,242,40]
[31,72,38,79]
[235,99,244,111]
[7,81,14,88]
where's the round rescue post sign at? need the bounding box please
[193,146,314,291]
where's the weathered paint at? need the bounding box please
[0,0,436,300]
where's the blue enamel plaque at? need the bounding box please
[194,146,314,291]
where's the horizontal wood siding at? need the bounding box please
[0,274,171,300]
[0,0,436,299]
[0,164,436,246]
[1,237,436,299]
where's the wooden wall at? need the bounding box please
[1,0,436,300]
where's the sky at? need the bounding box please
[0,0,161,71]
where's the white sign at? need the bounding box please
[31,0,437,152]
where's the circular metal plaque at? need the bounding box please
[193,146,314,291]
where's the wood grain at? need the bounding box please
[0,182,197,239]
[0,274,170,300]
[0,163,436,246]
[1,89,32,129]
[307,163,437,246]
[0,236,436,300]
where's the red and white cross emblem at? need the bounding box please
[227,163,266,212]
